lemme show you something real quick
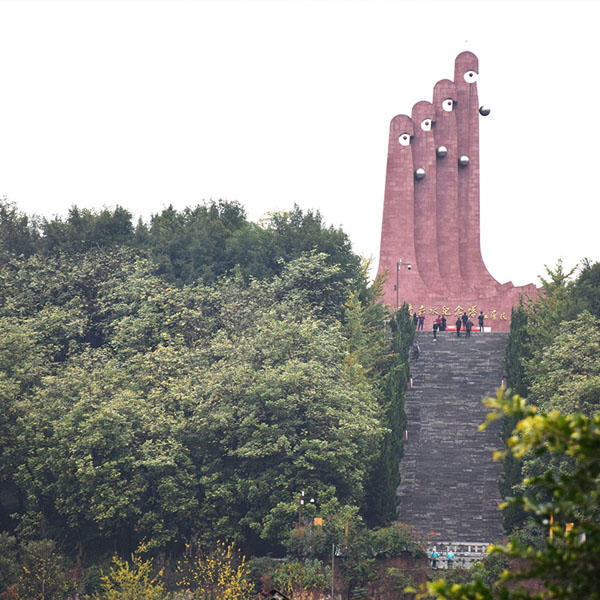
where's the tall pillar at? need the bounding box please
[454,51,499,293]
[378,114,427,308]
[412,101,446,294]
[433,79,468,293]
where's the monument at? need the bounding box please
[378,52,536,331]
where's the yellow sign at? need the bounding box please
[314,517,323,526]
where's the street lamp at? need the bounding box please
[297,491,315,528]
[395,259,412,310]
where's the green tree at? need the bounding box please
[363,304,413,526]
[40,205,134,255]
[17,539,76,600]
[0,198,38,258]
[572,258,600,317]
[96,543,168,600]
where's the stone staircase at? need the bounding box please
[397,330,507,556]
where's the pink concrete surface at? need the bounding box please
[454,51,500,295]
[377,52,539,331]
[432,79,468,294]
[411,100,447,294]
[378,114,429,304]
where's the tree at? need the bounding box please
[176,540,253,600]
[415,389,600,599]
[363,304,413,526]
[526,311,600,416]
[40,206,134,255]
[96,543,168,600]
[0,198,38,258]
[572,258,600,317]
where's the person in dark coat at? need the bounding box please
[413,312,418,329]
[433,320,438,341]
[441,315,447,331]
[455,317,461,337]
[461,311,468,330]
[466,319,473,337]
[478,311,484,332]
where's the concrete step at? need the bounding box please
[397,331,507,542]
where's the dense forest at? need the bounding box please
[1,198,599,599]
[0,199,419,598]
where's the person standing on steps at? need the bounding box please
[455,317,461,337]
[433,320,438,341]
[466,318,473,337]
[413,312,418,329]
[430,548,440,569]
[461,311,468,331]
[478,311,484,332]
[446,550,455,569]
[411,341,420,360]
[418,314,425,331]
[441,315,447,331]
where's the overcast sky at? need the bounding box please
[1,0,598,285]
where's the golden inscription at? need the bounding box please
[441,305,451,316]
[490,309,497,320]
[467,305,478,318]
[454,305,464,317]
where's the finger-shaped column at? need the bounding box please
[378,115,428,307]
[411,101,447,294]
[454,51,500,293]
[433,79,468,293]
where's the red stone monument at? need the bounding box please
[378,52,537,331]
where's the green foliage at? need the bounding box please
[0,532,19,590]
[96,543,168,600]
[501,260,600,533]
[272,559,330,596]
[572,258,600,317]
[0,243,385,557]
[0,199,402,586]
[417,390,600,599]
[0,198,39,259]
[505,303,530,398]
[363,303,414,526]
[385,567,414,597]
[526,311,600,415]
[17,539,76,600]
[175,540,254,600]
[41,205,134,256]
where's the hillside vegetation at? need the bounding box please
[0,199,418,598]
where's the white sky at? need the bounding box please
[1,0,598,285]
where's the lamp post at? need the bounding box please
[297,491,314,528]
[395,259,412,310]
[396,260,400,310]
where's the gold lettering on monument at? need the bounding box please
[467,305,478,318]
[454,305,464,317]
[441,305,451,316]
[490,309,497,320]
